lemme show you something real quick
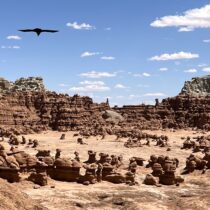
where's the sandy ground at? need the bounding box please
[4,130,210,210]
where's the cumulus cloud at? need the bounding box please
[202,67,210,72]
[69,80,110,92]
[80,71,117,78]
[80,51,101,58]
[184,69,197,73]
[100,56,115,60]
[7,35,22,40]
[151,4,210,32]
[159,67,168,71]
[114,84,127,89]
[150,52,199,61]
[66,22,95,30]
[1,45,20,49]
[143,93,166,97]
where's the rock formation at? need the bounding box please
[0,77,110,133]
[113,78,210,130]
[102,110,124,124]
[0,77,45,92]
[180,75,210,97]
[0,75,209,133]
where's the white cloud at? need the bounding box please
[184,69,197,73]
[114,84,127,89]
[151,4,210,32]
[142,72,151,77]
[143,93,166,97]
[80,71,116,78]
[69,80,110,92]
[80,51,101,58]
[1,45,20,49]
[178,27,194,32]
[159,67,168,71]
[150,52,199,61]
[79,80,105,86]
[69,86,109,92]
[105,27,111,31]
[7,35,22,40]
[101,56,115,60]
[132,72,151,77]
[202,67,210,72]
[66,22,95,30]
[203,39,210,43]
[198,64,207,67]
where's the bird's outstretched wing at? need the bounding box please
[19,29,34,32]
[42,29,59,33]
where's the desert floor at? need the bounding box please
[5,129,210,210]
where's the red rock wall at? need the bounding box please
[0,91,109,133]
[0,90,209,133]
[113,95,210,130]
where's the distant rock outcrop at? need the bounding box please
[0,77,45,92]
[180,75,210,96]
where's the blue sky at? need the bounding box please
[1,0,210,106]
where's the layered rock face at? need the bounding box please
[0,77,109,133]
[0,76,209,133]
[0,91,109,132]
[114,95,210,130]
[180,75,210,96]
[113,76,210,130]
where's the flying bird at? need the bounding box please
[18,28,59,36]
